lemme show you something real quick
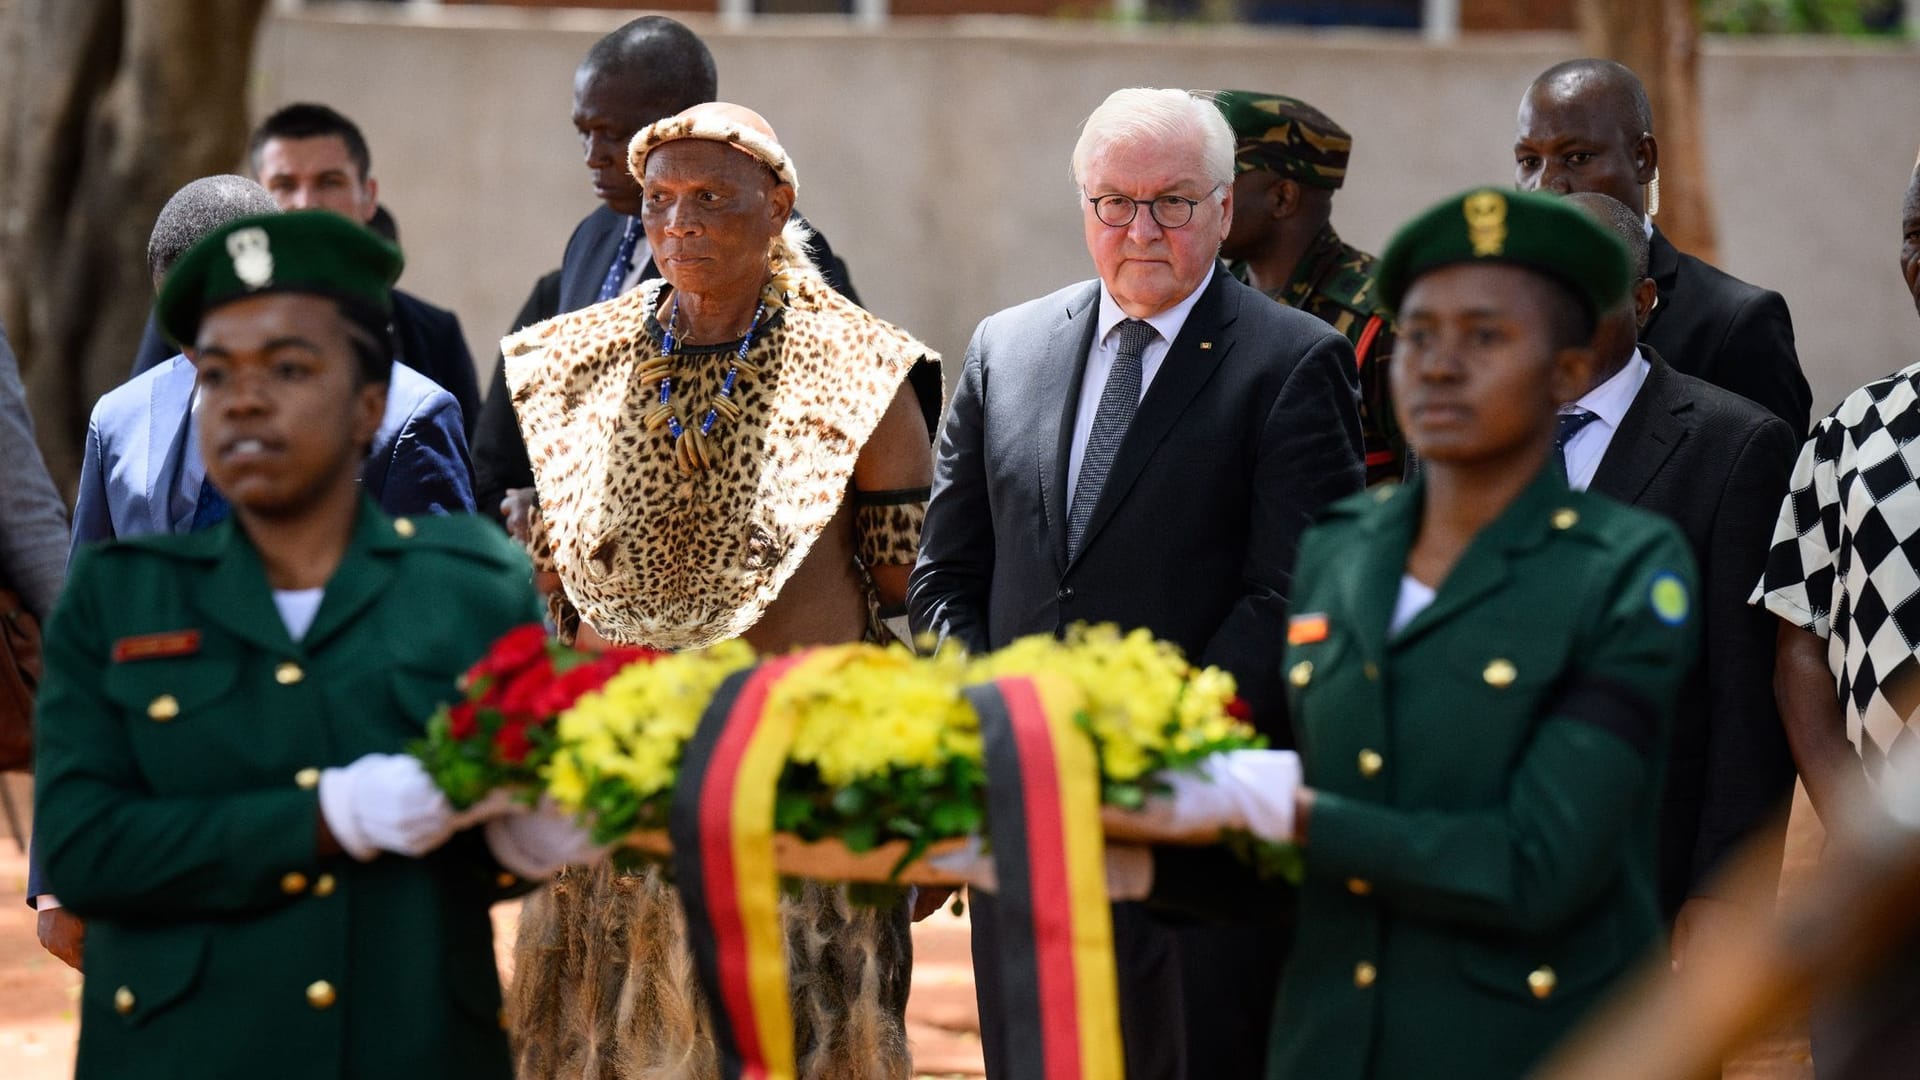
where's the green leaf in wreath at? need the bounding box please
[840,821,879,853]
[831,786,870,816]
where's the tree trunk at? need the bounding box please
[1577,0,1716,263]
[0,0,267,492]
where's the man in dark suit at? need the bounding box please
[1559,193,1799,971]
[910,88,1364,1080]
[468,16,938,521]
[1514,58,1811,436]
[235,103,482,433]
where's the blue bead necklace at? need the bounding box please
[641,293,766,473]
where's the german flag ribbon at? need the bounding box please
[669,653,810,1080]
[967,675,1125,1080]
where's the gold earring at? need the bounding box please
[1646,169,1661,217]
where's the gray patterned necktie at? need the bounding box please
[1068,318,1157,559]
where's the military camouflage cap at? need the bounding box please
[1374,187,1630,320]
[1213,90,1352,189]
[156,210,402,348]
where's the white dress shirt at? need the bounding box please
[619,235,652,296]
[1560,347,1651,492]
[1067,266,1216,504]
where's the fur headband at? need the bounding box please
[627,113,799,197]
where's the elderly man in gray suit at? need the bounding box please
[911,87,1365,1080]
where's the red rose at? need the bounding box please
[495,718,534,765]
[530,660,612,717]
[1225,696,1253,722]
[473,625,551,680]
[495,656,557,720]
[447,701,479,740]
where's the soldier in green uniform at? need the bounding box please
[1113,189,1699,1079]
[1216,90,1403,483]
[32,212,553,1079]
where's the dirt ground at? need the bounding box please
[0,771,1824,1080]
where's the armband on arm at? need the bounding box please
[853,486,930,569]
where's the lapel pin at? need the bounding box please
[1200,341,1213,350]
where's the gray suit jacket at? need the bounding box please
[0,321,70,620]
[910,271,1365,735]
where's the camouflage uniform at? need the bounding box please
[1265,226,1401,485]
[1216,91,1405,484]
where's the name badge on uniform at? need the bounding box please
[1287,613,1329,645]
[112,630,202,663]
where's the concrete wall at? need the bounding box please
[253,5,1920,418]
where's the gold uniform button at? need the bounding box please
[1362,662,1380,681]
[1288,660,1314,688]
[113,986,136,1015]
[1346,877,1372,896]
[1357,748,1384,778]
[295,767,322,791]
[306,980,337,1010]
[1353,961,1377,988]
[147,694,180,722]
[496,871,517,889]
[393,517,417,539]
[1551,508,1580,530]
[1483,658,1518,688]
[275,661,305,686]
[1528,966,1557,1000]
[280,872,308,895]
[313,873,337,898]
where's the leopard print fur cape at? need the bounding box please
[502,270,937,650]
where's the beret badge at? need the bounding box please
[226,227,274,289]
[1463,192,1508,258]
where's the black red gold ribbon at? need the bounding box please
[672,660,1121,1080]
[670,653,808,1080]
[969,675,1124,1080]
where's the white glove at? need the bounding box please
[483,797,612,879]
[318,753,456,861]
[1150,749,1303,842]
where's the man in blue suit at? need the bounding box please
[36,176,474,968]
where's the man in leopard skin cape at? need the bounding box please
[499,103,937,1080]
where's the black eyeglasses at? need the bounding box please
[1085,185,1221,229]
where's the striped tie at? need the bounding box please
[1067,319,1157,559]
[597,216,641,303]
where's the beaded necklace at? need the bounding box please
[639,292,767,473]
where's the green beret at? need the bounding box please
[155,210,402,348]
[1373,188,1631,321]
[1213,90,1351,189]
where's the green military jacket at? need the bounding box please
[34,501,544,1080]
[1261,225,1403,486]
[1268,466,1697,1080]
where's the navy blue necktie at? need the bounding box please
[191,477,230,530]
[1554,409,1601,478]
[597,216,642,303]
